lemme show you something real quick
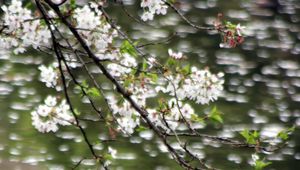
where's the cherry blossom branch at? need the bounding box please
[166,132,285,153]
[41,1,206,169]
[35,1,108,169]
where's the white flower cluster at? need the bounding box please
[38,59,80,91]
[106,77,157,135]
[107,96,140,135]
[31,96,75,133]
[157,67,224,105]
[168,49,184,60]
[107,53,137,77]
[148,98,195,132]
[183,67,224,104]
[73,2,118,60]
[128,80,157,106]
[140,0,168,21]
[38,64,60,90]
[0,0,51,54]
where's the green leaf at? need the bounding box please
[252,130,260,139]
[148,73,158,82]
[191,114,204,123]
[104,154,113,161]
[277,126,295,140]
[136,125,148,132]
[208,106,223,124]
[87,87,101,97]
[81,80,89,89]
[123,79,131,88]
[181,64,191,75]
[166,58,176,66]
[240,129,250,140]
[70,0,76,10]
[255,160,272,170]
[142,59,148,70]
[240,129,259,144]
[74,108,81,116]
[120,40,137,57]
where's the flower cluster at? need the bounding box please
[214,13,245,48]
[168,49,184,60]
[107,76,156,134]
[148,98,195,132]
[38,64,59,89]
[107,96,140,135]
[157,67,224,105]
[73,2,118,60]
[0,0,51,54]
[219,24,245,48]
[107,53,137,77]
[182,67,224,104]
[31,96,75,133]
[140,0,168,21]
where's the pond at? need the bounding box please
[0,0,299,169]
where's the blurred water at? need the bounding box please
[0,0,300,169]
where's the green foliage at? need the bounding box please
[148,73,158,82]
[240,129,260,144]
[123,78,131,88]
[181,64,191,75]
[254,159,272,170]
[142,59,148,70]
[136,125,148,132]
[87,87,101,98]
[166,58,176,67]
[191,114,204,124]
[104,153,113,161]
[208,106,223,124]
[120,40,138,57]
[75,80,101,98]
[74,108,81,116]
[70,0,77,10]
[225,21,237,30]
[277,126,295,140]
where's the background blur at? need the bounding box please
[0,0,299,169]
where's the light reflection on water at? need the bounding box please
[0,0,299,169]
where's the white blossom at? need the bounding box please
[73,3,118,59]
[252,154,259,162]
[31,96,75,133]
[0,0,51,54]
[141,11,154,21]
[157,67,224,105]
[140,0,168,21]
[107,95,140,135]
[236,23,246,36]
[38,64,59,89]
[182,67,224,104]
[1,0,32,32]
[107,53,137,77]
[147,99,195,132]
[108,147,117,159]
[168,49,184,60]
